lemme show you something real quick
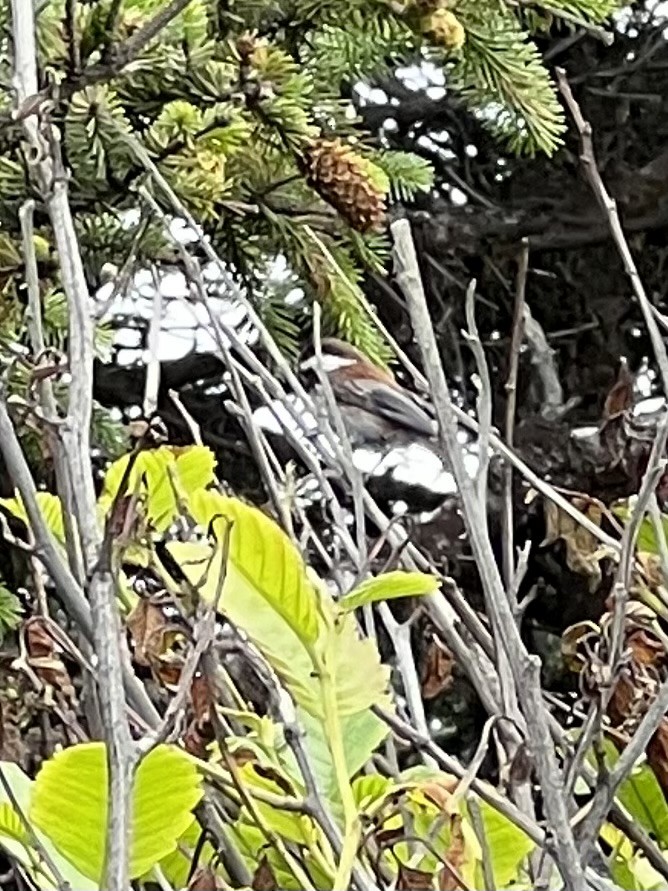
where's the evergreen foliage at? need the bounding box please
[0,0,616,368]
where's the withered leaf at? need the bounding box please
[188,865,221,890]
[648,719,668,797]
[252,855,278,891]
[542,497,608,591]
[627,628,666,668]
[561,621,599,673]
[26,621,56,660]
[184,718,214,760]
[420,774,458,812]
[191,674,212,725]
[25,621,75,701]
[126,599,183,668]
[440,814,466,891]
[603,360,634,421]
[421,636,455,700]
[398,864,434,890]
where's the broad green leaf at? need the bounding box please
[472,798,535,887]
[614,505,668,556]
[99,445,217,531]
[232,821,332,890]
[141,821,220,889]
[187,489,320,645]
[588,739,668,844]
[297,707,389,811]
[164,538,320,714]
[0,762,95,891]
[0,492,65,544]
[352,774,395,812]
[30,743,203,883]
[237,761,319,845]
[0,586,22,640]
[604,825,665,890]
[340,570,440,612]
[331,609,391,715]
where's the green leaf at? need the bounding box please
[186,489,321,646]
[0,586,22,640]
[163,491,391,720]
[340,570,440,612]
[0,492,65,545]
[471,798,535,887]
[0,762,96,891]
[352,774,395,812]
[143,821,220,889]
[30,743,203,883]
[99,446,217,531]
[237,761,319,845]
[605,824,666,890]
[330,610,392,715]
[589,739,668,844]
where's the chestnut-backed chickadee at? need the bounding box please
[300,338,438,450]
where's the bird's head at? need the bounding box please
[299,337,372,374]
[299,338,396,388]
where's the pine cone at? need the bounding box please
[303,138,387,233]
[423,8,465,49]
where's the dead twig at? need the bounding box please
[503,241,528,595]
[392,217,586,891]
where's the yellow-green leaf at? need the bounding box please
[471,798,535,887]
[340,570,440,612]
[0,492,65,545]
[99,445,217,531]
[187,489,320,645]
[30,743,203,883]
[0,762,96,891]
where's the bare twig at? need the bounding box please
[392,217,586,891]
[523,305,567,416]
[143,271,163,417]
[503,241,528,593]
[169,389,203,445]
[557,70,668,399]
[19,200,84,582]
[578,676,668,860]
[11,0,99,575]
[463,279,492,507]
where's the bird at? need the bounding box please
[300,337,438,451]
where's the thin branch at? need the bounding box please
[392,217,587,891]
[11,0,99,573]
[0,397,159,731]
[557,70,668,399]
[463,279,492,507]
[143,270,163,417]
[578,676,668,860]
[503,241,528,593]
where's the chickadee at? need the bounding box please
[300,338,437,450]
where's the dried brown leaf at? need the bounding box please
[603,361,634,421]
[542,497,607,591]
[397,864,434,890]
[252,855,278,891]
[439,814,466,891]
[188,865,221,890]
[421,636,455,700]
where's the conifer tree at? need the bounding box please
[0,0,617,369]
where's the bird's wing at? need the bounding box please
[342,377,436,437]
